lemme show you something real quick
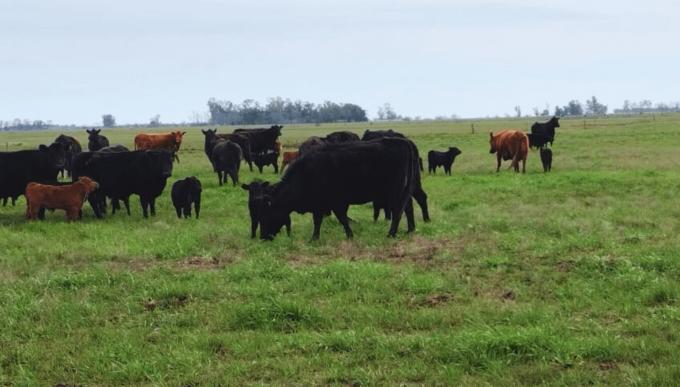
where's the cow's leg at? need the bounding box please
[175,205,182,218]
[284,216,291,237]
[387,202,405,238]
[311,211,324,241]
[496,154,502,172]
[412,187,430,222]
[194,199,200,219]
[257,165,263,174]
[217,171,223,186]
[273,162,279,174]
[405,198,415,233]
[373,202,380,222]
[38,207,46,220]
[122,197,131,216]
[2,197,7,206]
[184,204,191,218]
[140,198,149,218]
[66,207,79,221]
[333,206,353,239]
[250,215,258,238]
[150,198,157,216]
[11,196,16,206]
[231,169,239,186]
[522,157,526,174]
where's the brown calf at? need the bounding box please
[280,150,299,173]
[25,176,99,221]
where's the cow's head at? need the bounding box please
[270,125,283,136]
[172,131,186,145]
[186,176,202,194]
[489,132,497,154]
[39,142,67,170]
[201,128,217,137]
[449,147,462,157]
[146,150,174,178]
[77,176,99,192]
[550,116,560,128]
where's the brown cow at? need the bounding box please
[134,131,186,162]
[489,130,529,173]
[25,176,99,221]
[280,150,299,173]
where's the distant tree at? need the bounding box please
[586,96,607,115]
[514,105,522,118]
[102,114,116,127]
[541,108,550,116]
[565,100,583,116]
[532,107,540,117]
[149,114,160,126]
[377,106,385,120]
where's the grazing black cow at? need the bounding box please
[54,134,82,178]
[530,116,559,148]
[298,136,327,155]
[325,131,360,143]
[260,137,425,241]
[0,143,66,207]
[241,180,290,238]
[72,150,173,218]
[86,129,110,151]
[201,129,253,171]
[171,177,202,219]
[361,129,428,218]
[253,150,279,173]
[233,125,282,156]
[98,144,129,152]
[212,141,242,186]
[540,148,552,172]
[428,147,462,175]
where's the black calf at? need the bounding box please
[427,147,462,175]
[540,148,552,172]
[171,177,202,219]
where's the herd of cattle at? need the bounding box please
[0,116,559,240]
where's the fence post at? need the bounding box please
[471,123,475,134]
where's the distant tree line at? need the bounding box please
[207,97,368,125]
[614,100,680,114]
[0,119,50,131]
[551,97,608,117]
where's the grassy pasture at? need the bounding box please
[2,115,680,385]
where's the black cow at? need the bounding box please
[233,125,282,156]
[260,137,425,241]
[201,129,253,171]
[325,131,360,143]
[361,129,428,218]
[0,143,66,206]
[428,147,462,175]
[98,144,129,152]
[212,141,242,186]
[87,129,110,151]
[361,129,406,141]
[54,134,82,178]
[530,116,559,148]
[540,148,552,172]
[253,150,279,174]
[298,136,326,155]
[171,177,202,219]
[72,150,173,218]
[241,180,290,238]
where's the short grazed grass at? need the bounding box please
[2,115,680,385]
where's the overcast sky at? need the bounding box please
[1,0,678,125]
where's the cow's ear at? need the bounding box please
[39,144,47,151]
[181,131,187,135]
[241,184,250,191]
[201,129,207,134]
[489,132,494,139]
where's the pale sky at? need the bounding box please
[1,0,678,125]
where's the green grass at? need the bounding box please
[2,115,680,385]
